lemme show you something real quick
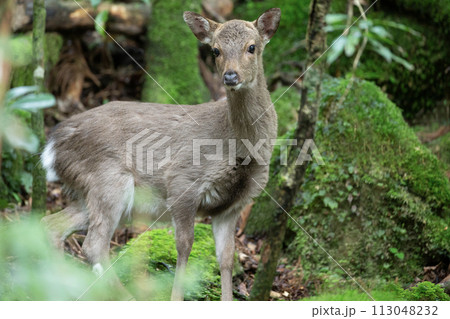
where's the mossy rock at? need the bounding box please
[114,223,221,300]
[142,0,209,105]
[247,78,450,283]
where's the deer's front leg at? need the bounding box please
[171,207,195,301]
[212,210,240,301]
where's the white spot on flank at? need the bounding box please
[41,140,59,182]
[92,263,104,277]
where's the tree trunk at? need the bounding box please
[250,0,331,301]
[30,0,47,213]
[12,0,151,36]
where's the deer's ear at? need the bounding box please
[183,11,219,44]
[254,8,281,44]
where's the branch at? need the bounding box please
[12,0,151,36]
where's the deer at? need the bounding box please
[40,8,281,301]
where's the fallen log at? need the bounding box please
[418,125,450,143]
[12,0,151,36]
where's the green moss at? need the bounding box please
[401,281,450,301]
[304,281,450,301]
[142,0,209,105]
[114,223,221,300]
[10,33,63,87]
[272,87,300,136]
[302,288,404,301]
[247,78,450,284]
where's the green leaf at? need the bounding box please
[5,86,39,104]
[396,252,405,260]
[392,55,414,71]
[10,93,55,111]
[323,197,338,210]
[324,25,347,33]
[358,19,373,30]
[1,115,39,152]
[90,0,102,8]
[370,26,391,39]
[368,38,393,63]
[389,247,398,254]
[367,31,397,47]
[325,14,348,25]
[95,10,109,38]
[372,19,422,38]
[327,36,346,65]
[344,30,361,57]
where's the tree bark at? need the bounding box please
[250,0,331,301]
[30,0,47,213]
[12,0,151,36]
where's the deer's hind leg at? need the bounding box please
[81,175,134,276]
[41,202,89,251]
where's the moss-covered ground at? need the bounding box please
[302,281,449,301]
[114,223,221,300]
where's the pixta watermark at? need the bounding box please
[126,130,324,175]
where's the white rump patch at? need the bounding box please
[41,140,59,182]
[92,263,104,277]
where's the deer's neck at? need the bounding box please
[226,71,276,142]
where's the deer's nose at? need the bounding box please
[223,70,239,86]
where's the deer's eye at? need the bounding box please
[248,45,256,54]
[213,48,220,57]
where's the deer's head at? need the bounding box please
[184,8,281,91]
